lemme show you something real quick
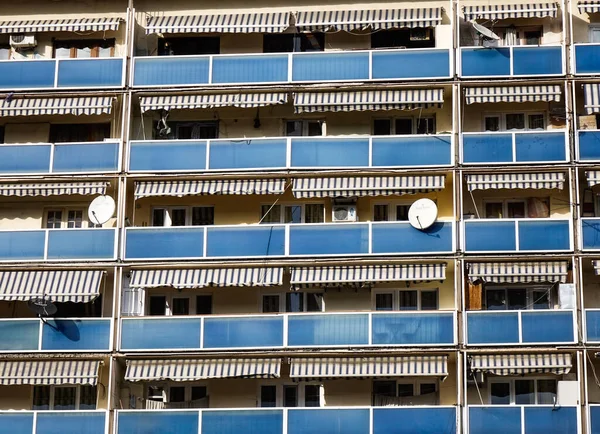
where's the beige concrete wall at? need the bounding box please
[572,4,596,43]
[5,123,50,143]
[0,385,32,410]
[582,261,600,309]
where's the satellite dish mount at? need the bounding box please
[408,198,438,231]
[27,296,58,328]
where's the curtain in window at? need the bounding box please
[527,198,550,218]
[504,27,518,46]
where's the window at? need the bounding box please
[590,26,600,43]
[484,286,552,311]
[495,26,542,46]
[261,293,324,313]
[260,384,323,407]
[149,295,167,316]
[148,294,213,316]
[146,384,208,406]
[54,39,115,58]
[371,28,435,49]
[49,123,111,143]
[373,116,436,135]
[155,121,219,140]
[152,206,215,227]
[285,120,324,136]
[374,290,439,311]
[372,380,437,405]
[263,33,324,53]
[484,198,550,219]
[373,203,413,222]
[260,385,277,407]
[490,379,556,405]
[484,113,545,131]
[32,385,96,410]
[260,204,325,224]
[158,37,220,55]
[196,295,212,315]
[45,208,100,228]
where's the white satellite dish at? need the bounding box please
[408,198,438,231]
[472,22,501,41]
[88,195,116,225]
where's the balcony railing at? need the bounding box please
[581,218,600,251]
[128,135,453,173]
[119,311,456,351]
[461,131,568,165]
[0,228,117,262]
[465,310,576,345]
[577,130,600,162]
[0,141,121,175]
[573,44,600,75]
[463,219,572,253]
[590,404,600,434]
[0,410,108,434]
[131,48,452,87]
[459,45,564,78]
[583,310,600,343]
[467,406,579,434]
[117,406,458,434]
[0,58,124,90]
[124,221,455,260]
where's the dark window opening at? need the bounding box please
[149,296,166,316]
[171,297,190,315]
[371,28,435,49]
[263,33,324,53]
[155,121,219,140]
[158,37,220,56]
[192,207,215,226]
[196,295,213,315]
[55,295,102,318]
[169,387,186,403]
[260,385,277,407]
[0,126,4,144]
[373,119,392,136]
[49,123,110,143]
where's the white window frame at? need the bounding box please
[146,383,209,404]
[146,292,212,316]
[32,385,96,410]
[482,199,529,219]
[260,291,325,313]
[484,285,554,311]
[44,207,97,228]
[372,289,439,311]
[284,119,326,136]
[258,382,324,407]
[488,377,557,405]
[372,116,436,135]
[482,112,546,132]
[371,200,418,222]
[151,205,215,227]
[373,379,439,397]
[590,25,600,43]
[259,203,325,224]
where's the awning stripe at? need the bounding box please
[470,354,571,376]
[0,360,100,385]
[294,89,444,114]
[125,359,281,381]
[0,270,104,303]
[579,1,600,13]
[292,176,445,198]
[466,173,565,191]
[468,261,568,283]
[0,182,108,197]
[139,93,288,113]
[583,84,600,114]
[0,97,114,117]
[135,179,286,199]
[290,356,448,380]
[464,86,561,104]
[587,171,600,187]
[146,12,290,34]
[0,17,122,33]
[295,8,443,31]
[463,3,558,20]
[592,260,600,275]
[130,268,283,288]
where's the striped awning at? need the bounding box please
[125,358,281,382]
[290,264,446,289]
[130,268,283,289]
[146,12,290,34]
[0,182,108,197]
[587,171,600,187]
[468,261,568,283]
[0,270,104,303]
[464,86,561,104]
[0,97,114,117]
[294,89,444,114]
[290,356,448,380]
[0,17,122,34]
[592,260,600,275]
[294,8,443,32]
[0,360,100,385]
[470,354,572,376]
[134,179,286,199]
[583,84,600,114]
[139,93,288,113]
[466,173,564,191]
[292,176,445,198]
[579,1,600,13]
[463,3,558,21]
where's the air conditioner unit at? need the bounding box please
[10,34,37,48]
[332,205,357,222]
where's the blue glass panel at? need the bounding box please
[460,48,511,77]
[291,138,369,167]
[203,316,284,349]
[0,231,45,261]
[42,319,111,351]
[118,411,199,434]
[524,407,577,434]
[288,409,369,434]
[372,49,451,79]
[464,221,516,252]
[586,311,600,342]
[372,313,454,345]
[206,226,285,257]
[53,143,119,172]
[591,405,600,434]
[292,52,369,82]
[0,320,39,351]
[513,46,563,76]
[133,57,210,86]
[467,312,519,344]
[57,58,123,87]
[212,55,288,83]
[0,60,55,89]
[0,413,34,434]
[0,145,51,174]
[120,318,201,350]
[578,131,600,161]
[37,412,105,434]
[521,311,574,343]
[210,139,287,170]
[125,228,205,259]
[518,220,570,251]
[582,219,600,250]
[203,410,282,434]
[469,407,521,434]
[575,45,600,74]
[462,134,513,164]
[130,141,206,172]
[373,407,457,434]
[372,222,453,254]
[47,229,115,260]
[287,314,369,346]
[289,224,369,256]
[372,136,452,167]
[515,132,566,162]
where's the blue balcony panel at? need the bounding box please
[37,412,106,434]
[521,311,574,343]
[372,136,451,166]
[372,49,450,79]
[467,312,520,344]
[212,55,288,84]
[210,139,287,170]
[42,319,111,351]
[130,141,207,172]
[583,219,600,250]
[0,60,55,89]
[288,409,369,434]
[46,229,115,260]
[57,58,123,87]
[512,46,563,76]
[287,314,369,347]
[462,134,513,164]
[469,407,521,434]
[291,138,369,168]
[53,142,119,173]
[373,407,457,434]
[203,410,283,434]
[292,52,369,82]
[464,221,516,252]
[523,407,577,434]
[0,413,34,434]
[578,131,600,161]
[372,313,454,345]
[518,220,570,251]
[118,411,199,434]
[0,231,45,261]
[121,318,201,350]
[515,132,566,162]
[587,310,600,342]
[133,57,210,86]
[591,405,600,434]
[372,222,453,254]
[0,145,51,174]
[206,226,285,257]
[289,224,369,256]
[203,316,284,349]
[0,320,39,351]
[125,228,205,259]
[460,48,511,77]
[575,44,600,74]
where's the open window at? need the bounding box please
[155,120,219,140]
[158,37,220,55]
[152,206,215,227]
[145,384,208,409]
[371,28,435,49]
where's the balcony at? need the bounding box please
[119,311,456,351]
[0,228,117,262]
[467,406,579,434]
[463,219,572,253]
[131,48,452,87]
[577,131,600,162]
[116,407,458,434]
[0,410,108,434]
[0,58,124,90]
[128,135,453,173]
[0,141,120,176]
[461,131,567,165]
[581,218,600,251]
[573,44,600,75]
[465,310,576,346]
[459,46,564,78]
[584,310,600,343]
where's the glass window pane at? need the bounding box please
[507,289,527,310]
[486,289,506,310]
[286,293,304,313]
[373,119,391,136]
[286,121,303,137]
[169,387,186,403]
[67,210,83,228]
[374,205,389,222]
[396,205,410,221]
[485,117,500,132]
[152,209,165,227]
[592,28,600,43]
[260,205,281,224]
[55,47,71,58]
[395,118,413,135]
[537,380,557,405]
[524,31,541,45]
[305,204,324,223]
[399,291,418,310]
[490,382,511,405]
[76,47,93,58]
[376,293,394,311]
[515,380,535,405]
[284,206,302,223]
[79,386,97,410]
[420,383,436,396]
[171,298,190,315]
[304,385,321,407]
[307,121,323,136]
[260,385,277,407]
[416,117,435,134]
[528,114,544,130]
[284,385,298,407]
[373,381,396,397]
[507,202,525,218]
[33,386,51,410]
[262,295,280,313]
[532,289,550,310]
[196,295,212,315]
[98,46,112,57]
[420,290,438,310]
[306,293,324,312]
[397,384,414,397]
[47,211,63,229]
[171,209,187,226]
[506,114,525,130]
[149,296,166,316]
[54,386,76,410]
[191,386,207,401]
[192,207,214,226]
[485,202,503,219]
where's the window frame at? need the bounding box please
[590,25,600,43]
[146,292,213,316]
[44,207,99,229]
[53,38,116,58]
[151,205,215,227]
[372,115,436,135]
[482,112,546,132]
[482,199,531,219]
[372,379,439,403]
[483,285,553,311]
[32,385,96,411]
[284,119,326,137]
[145,383,208,404]
[260,291,325,313]
[372,288,440,311]
[371,200,417,222]
[259,203,326,224]
[258,382,324,407]
[488,377,557,405]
